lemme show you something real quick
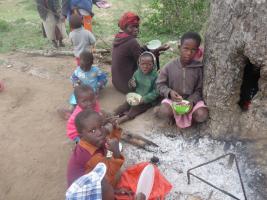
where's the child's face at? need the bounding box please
[180,39,199,65]
[80,58,92,71]
[77,91,96,110]
[139,56,154,74]
[80,115,106,148]
[124,24,139,37]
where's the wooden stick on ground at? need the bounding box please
[17,49,110,57]
[121,130,159,152]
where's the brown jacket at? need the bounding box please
[156,58,203,104]
[111,36,142,94]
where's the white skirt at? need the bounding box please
[42,11,67,41]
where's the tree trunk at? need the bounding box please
[203,0,267,198]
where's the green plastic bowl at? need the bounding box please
[172,100,191,115]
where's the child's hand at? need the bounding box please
[107,117,119,129]
[105,138,121,158]
[159,44,170,52]
[139,98,144,105]
[188,101,194,112]
[170,90,183,102]
[128,78,136,89]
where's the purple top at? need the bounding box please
[67,144,92,187]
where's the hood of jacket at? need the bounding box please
[113,35,136,47]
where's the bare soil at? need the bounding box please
[0,52,154,200]
[0,52,266,200]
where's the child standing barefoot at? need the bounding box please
[114,52,159,124]
[69,14,96,65]
[156,32,208,129]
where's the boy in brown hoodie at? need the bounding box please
[156,32,208,128]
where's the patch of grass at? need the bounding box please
[145,0,210,37]
[0,19,10,32]
[0,0,180,66]
[0,18,48,53]
[0,0,50,52]
[93,0,151,49]
[17,0,37,11]
[92,0,178,66]
[0,0,39,21]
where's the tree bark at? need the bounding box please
[203,0,267,198]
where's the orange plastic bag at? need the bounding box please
[115,162,172,200]
[83,15,92,32]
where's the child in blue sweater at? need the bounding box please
[69,50,107,106]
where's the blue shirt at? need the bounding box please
[71,66,107,92]
[69,66,108,105]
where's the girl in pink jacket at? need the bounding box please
[67,85,100,143]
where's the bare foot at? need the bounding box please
[101,110,115,119]
[116,115,130,124]
[57,108,72,120]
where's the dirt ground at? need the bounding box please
[1,52,266,200]
[0,52,155,200]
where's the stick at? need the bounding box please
[121,130,158,152]
[16,49,110,57]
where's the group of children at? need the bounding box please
[61,10,208,199]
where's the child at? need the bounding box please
[67,109,124,187]
[67,85,101,143]
[69,14,96,65]
[156,32,208,128]
[113,52,159,124]
[69,50,107,106]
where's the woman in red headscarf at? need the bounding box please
[111,12,169,94]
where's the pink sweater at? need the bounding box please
[66,101,101,140]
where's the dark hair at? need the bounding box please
[75,109,99,134]
[70,14,82,29]
[74,85,94,100]
[79,50,94,65]
[181,32,201,47]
